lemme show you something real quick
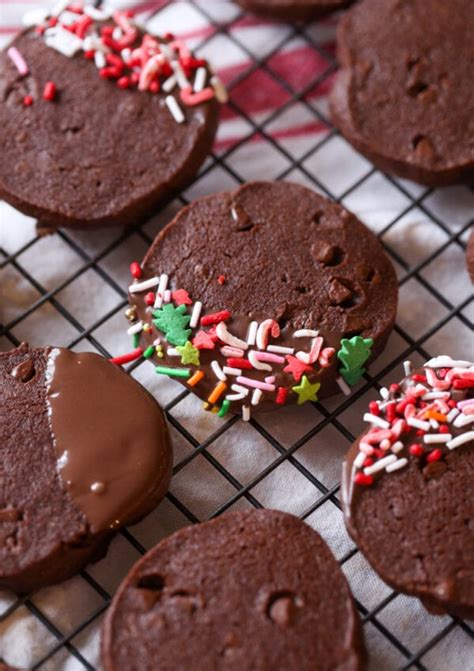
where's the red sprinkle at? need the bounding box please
[130,261,142,279]
[201,310,231,326]
[354,472,374,486]
[144,292,155,306]
[363,458,374,468]
[84,50,95,60]
[117,76,131,89]
[416,429,426,436]
[453,379,474,389]
[409,443,424,457]
[171,289,192,306]
[447,399,457,408]
[411,374,427,383]
[389,383,400,394]
[217,274,226,285]
[275,387,288,405]
[109,347,143,365]
[227,358,253,370]
[427,448,442,463]
[385,403,397,423]
[43,81,57,102]
[368,401,380,416]
[149,80,160,93]
[438,424,450,434]
[23,95,33,107]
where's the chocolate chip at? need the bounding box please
[266,592,303,627]
[329,278,353,305]
[11,359,35,383]
[137,573,165,591]
[231,204,254,231]
[312,242,345,266]
[0,508,22,523]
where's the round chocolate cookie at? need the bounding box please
[126,181,398,421]
[466,227,474,284]
[101,510,366,670]
[330,0,474,186]
[0,343,172,594]
[342,356,474,618]
[0,7,222,229]
[235,0,353,21]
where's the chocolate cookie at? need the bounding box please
[342,356,474,618]
[0,343,172,594]
[330,0,474,186]
[466,227,474,283]
[101,510,366,670]
[0,6,224,229]
[235,0,353,21]
[124,181,398,421]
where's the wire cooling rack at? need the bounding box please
[0,1,473,669]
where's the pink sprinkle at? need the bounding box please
[255,351,285,365]
[180,85,215,106]
[319,347,335,367]
[236,376,275,392]
[391,419,405,438]
[462,403,474,415]
[458,398,474,408]
[364,429,393,444]
[425,368,451,390]
[265,376,276,384]
[7,47,29,77]
[359,442,375,455]
[220,346,244,358]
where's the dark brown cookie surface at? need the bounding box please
[236,0,353,21]
[330,0,474,186]
[126,181,397,420]
[342,357,474,618]
[0,8,221,229]
[0,343,172,594]
[101,510,366,671]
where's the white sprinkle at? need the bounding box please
[94,50,106,69]
[247,321,258,346]
[403,360,413,376]
[364,454,397,475]
[165,95,185,123]
[153,338,161,346]
[248,350,272,372]
[194,67,207,92]
[216,322,248,350]
[112,26,123,40]
[166,348,180,357]
[51,0,70,16]
[446,407,460,423]
[162,74,177,93]
[190,301,202,329]
[453,413,474,428]
[446,431,474,450]
[294,329,319,338]
[171,60,190,89]
[424,356,473,369]
[210,75,228,103]
[379,387,389,400]
[121,48,131,64]
[337,376,351,396]
[223,366,242,376]
[231,384,249,395]
[407,417,431,431]
[251,389,263,406]
[242,405,251,422]
[84,6,113,20]
[154,274,169,308]
[211,360,227,381]
[265,375,275,384]
[385,457,408,473]
[363,413,390,429]
[45,27,83,57]
[164,289,171,303]
[22,8,50,27]
[430,419,440,430]
[225,392,247,401]
[127,321,143,336]
[424,433,452,444]
[354,451,366,468]
[267,345,294,355]
[380,439,391,451]
[422,391,449,400]
[391,441,404,454]
[129,276,160,293]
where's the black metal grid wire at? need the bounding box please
[0,1,473,668]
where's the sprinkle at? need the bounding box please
[353,451,367,468]
[458,398,474,408]
[45,27,83,57]
[166,348,180,357]
[247,321,258,346]
[336,376,351,396]
[194,66,207,92]
[296,336,323,365]
[236,376,275,392]
[153,274,169,308]
[385,458,408,473]
[409,443,424,457]
[155,366,190,378]
[379,387,390,400]
[407,417,431,431]
[453,413,474,428]
[171,60,191,89]
[143,345,155,359]
[226,391,247,401]
[129,276,160,293]
[363,413,390,429]
[354,472,374,486]
[231,384,249,395]
[127,320,143,335]
[130,261,142,279]
[424,356,472,369]
[426,448,443,463]
[242,405,251,422]
[275,387,288,405]
[422,391,450,400]
[23,95,34,107]
[7,47,29,76]
[294,329,319,338]
[364,454,397,475]
[165,95,185,123]
[227,357,252,370]
[210,75,228,103]
[403,360,413,376]
[190,301,202,328]
[187,370,204,387]
[423,433,452,444]
[267,345,294,354]
[216,322,248,350]
[251,389,263,406]
[94,51,106,68]
[256,319,280,350]
[217,274,226,285]
[201,310,231,326]
[133,333,140,348]
[446,431,474,450]
[217,399,230,417]
[144,292,155,306]
[248,351,272,372]
[221,346,244,358]
[109,347,143,365]
[162,74,177,92]
[43,81,57,101]
[208,381,227,404]
[391,441,404,453]
[210,360,227,381]
[223,366,242,376]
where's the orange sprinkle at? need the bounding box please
[188,370,204,387]
[423,410,447,422]
[207,381,227,404]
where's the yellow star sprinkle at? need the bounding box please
[292,375,321,405]
[176,340,200,366]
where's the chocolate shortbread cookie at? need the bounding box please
[101,510,366,670]
[235,0,353,21]
[330,0,474,185]
[0,6,222,229]
[125,181,398,421]
[0,343,172,594]
[342,356,474,618]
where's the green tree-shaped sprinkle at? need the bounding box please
[337,336,373,385]
[153,304,191,346]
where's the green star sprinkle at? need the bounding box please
[292,375,321,405]
[152,303,191,346]
[176,341,200,366]
[337,336,374,385]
